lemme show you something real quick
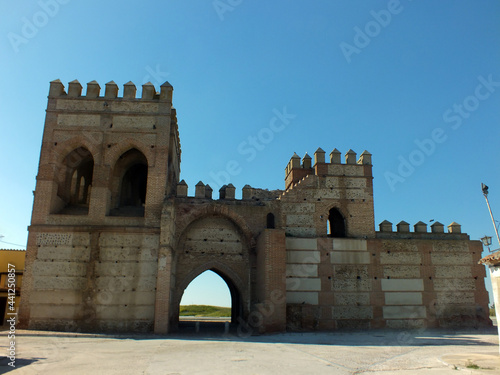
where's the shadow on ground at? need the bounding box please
[0,357,41,374]
[7,324,498,348]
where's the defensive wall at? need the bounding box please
[18,80,491,333]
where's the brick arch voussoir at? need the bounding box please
[53,136,100,165]
[176,204,255,250]
[105,138,154,169]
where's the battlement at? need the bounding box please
[285,147,372,190]
[176,180,282,201]
[48,79,173,102]
[44,79,179,135]
[377,220,467,239]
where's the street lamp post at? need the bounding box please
[480,235,494,253]
[482,183,500,247]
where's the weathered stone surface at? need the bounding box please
[286,291,318,305]
[57,114,100,127]
[332,239,367,251]
[99,247,158,261]
[286,250,320,263]
[384,292,423,305]
[285,227,317,237]
[96,276,156,292]
[37,246,90,261]
[332,306,373,320]
[33,276,86,290]
[286,278,321,291]
[286,214,315,226]
[36,233,74,246]
[383,306,427,319]
[431,253,473,265]
[286,264,318,277]
[433,279,475,291]
[282,203,315,213]
[99,234,159,248]
[29,290,83,305]
[434,266,472,278]
[432,241,469,252]
[95,261,157,277]
[333,279,372,292]
[385,319,426,329]
[434,292,475,305]
[334,293,370,306]
[286,238,317,250]
[381,240,418,252]
[380,252,421,265]
[333,265,369,279]
[30,304,82,319]
[383,265,420,279]
[331,251,371,264]
[381,279,424,292]
[32,261,87,276]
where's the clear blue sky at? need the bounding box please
[1,0,499,307]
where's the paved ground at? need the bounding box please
[0,325,499,374]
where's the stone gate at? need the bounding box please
[18,80,491,333]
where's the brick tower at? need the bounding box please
[19,79,180,332]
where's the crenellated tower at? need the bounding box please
[282,147,375,238]
[20,79,181,332]
[32,79,180,225]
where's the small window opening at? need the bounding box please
[266,213,275,229]
[327,208,346,237]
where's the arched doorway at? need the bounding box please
[170,214,252,333]
[177,268,242,333]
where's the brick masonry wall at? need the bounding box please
[285,236,491,330]
[255,229,286,332]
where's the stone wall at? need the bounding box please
[23,230,159,332]
[19,79,491,334]
[285,235,489,330]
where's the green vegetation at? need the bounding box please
[179,305,231,317]
[465,360,480,369]
[490,306,495,316]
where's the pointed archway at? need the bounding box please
[168,214,252,333]
[175,267,243,333]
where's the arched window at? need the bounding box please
[110,149,148,217]
[266,213,275,229]
[56,147,94,214]
[119,164,148,207]
[327,208,346,237]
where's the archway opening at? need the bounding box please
[110,148,148,217]
[327,208,346,237]
[178,269,240,333]
[57,147,94,214]
[119,164,147,207]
